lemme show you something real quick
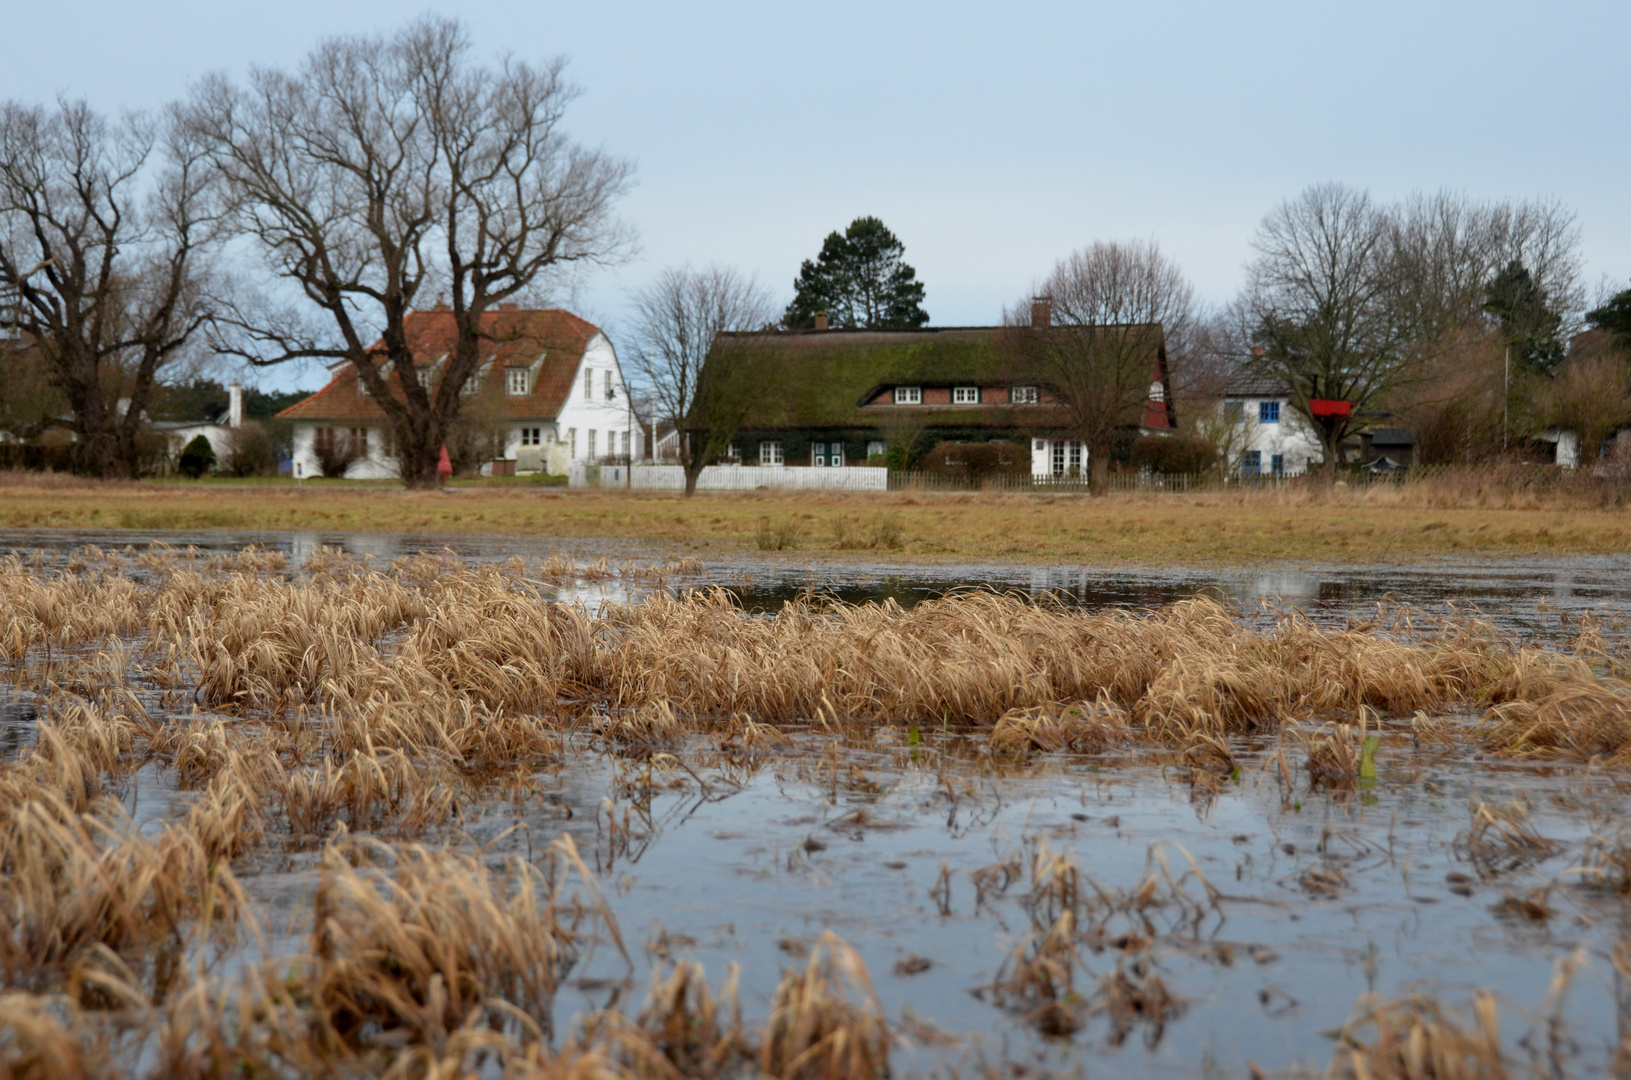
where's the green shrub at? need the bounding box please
[177,434,216,479]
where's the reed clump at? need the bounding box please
[760,931,888,1080]
[1326,990,1508,1080]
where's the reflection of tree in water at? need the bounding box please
[0,697,38,761]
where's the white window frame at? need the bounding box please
[583,367,593,399]
[893,386,922,405]
[604,370,614,402]
[867,440,887,459]
[1011,385,1039,405]
[1149,380,1165,403]
[759,440,784,467]
[587,430,597,460]
[953,386,980,404]
[507,368,529,396]
[828,441,844,467]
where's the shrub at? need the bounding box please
[1129,434,1217,475]
[177,434,216,479]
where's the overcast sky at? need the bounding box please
[7,1,1628,389]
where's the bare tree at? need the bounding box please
[1238,185,1585,473]
[624,265,776,496]
[1549,343,1631,466]
[0,99,217,477]
[189,16,633,488]
[1008,240,1192,494]
[1235,183,1413,475]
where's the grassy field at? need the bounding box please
[2,472,1629,564]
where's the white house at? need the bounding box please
[151,382,245,464]
[279,306,639,479]
[1213,378,1325,477]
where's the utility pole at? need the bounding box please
[1502,343,1510,458]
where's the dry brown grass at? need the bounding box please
[1326,990,1508,1080]
[760,931,888,1080]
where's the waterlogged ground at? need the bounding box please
[6,530,1631,1077]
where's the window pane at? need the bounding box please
[1260,401,1280,423]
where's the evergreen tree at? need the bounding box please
[1588,283,1631,350]
[1483,259,1565,374]
[784,216,929,329]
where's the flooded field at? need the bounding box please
[3,531,1631,1078]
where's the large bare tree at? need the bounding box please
[624,265,776,496]
[0,99,217,477]
[1009,240,1192,494]
[189,16,633,488]
[1237,184,1583,472]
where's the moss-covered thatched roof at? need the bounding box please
[718,325,1166,431]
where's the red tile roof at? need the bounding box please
[277,308,601,422]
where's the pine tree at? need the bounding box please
[1483,260,1565,374]
[1588,283,1631,349]
[784,216,929,329]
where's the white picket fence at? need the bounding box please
[569,463,888,491]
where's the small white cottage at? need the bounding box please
[279,307,638,479]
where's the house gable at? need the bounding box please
[277,308,602,424]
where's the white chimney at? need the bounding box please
[228,381,243,428]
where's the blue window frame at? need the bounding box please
[1260,400,1280,423]
[1242,450,1262,475]
[1271,453,1285,476]
[1223,400,1244,424]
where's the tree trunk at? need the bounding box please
[1088,441,1110,495]
[682,432,703,497]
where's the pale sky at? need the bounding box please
[7,1,1628,390]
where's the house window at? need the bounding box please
[1150,381,1165,403]
[416,366,433,391]
[813,441,844,467]
[829,442,844,467]
[1050,440,1084,476]
[759,440,783,466]
[583,368,593,399]
[604,370,615,402]
[1224,400,1244,424]
[587,430,597,460]
[812,442,825,468]
[1271,453,1285,476]
[724,444,741,463]
[519,427,543,446]
[1260,401,1280,423]
[1011,386,1039,405]
[507,368,529,396]
[1243,450,1262,475]
[349,427,369,457]
[893,386,922,405]
[569,428,577,458]
[953,386,980,404]
[867,440,887,459]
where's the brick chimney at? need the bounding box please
[1030,297,1052,328]
[813,312,829,331]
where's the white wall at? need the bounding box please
[554,333,636,465]
[290,423,400,480]
[571,463,889,491]
[1217,398,1324,475]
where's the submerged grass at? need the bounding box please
[3,543,1631,1076]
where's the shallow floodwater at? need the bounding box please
[3,526,1628,643]
[9,528,1631,1075]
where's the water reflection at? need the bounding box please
[2,526,1628,642]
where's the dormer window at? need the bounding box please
[1150,381,1165,403]
[953,386,980,404]
[507,367,529,396]
[1011,386,1039,404]
[893,386,922,405]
